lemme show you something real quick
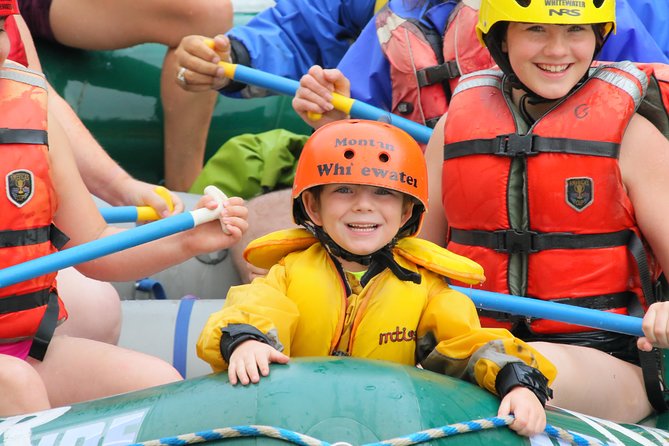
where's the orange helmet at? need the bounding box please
[0,0,19,16]
[292,119,428,237]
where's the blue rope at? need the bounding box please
[128,416,606,446]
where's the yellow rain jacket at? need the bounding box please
[198,229,556,395]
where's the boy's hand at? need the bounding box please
[497,386,546,437]
[228,340,289,385]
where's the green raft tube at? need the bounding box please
[1,358,668,446]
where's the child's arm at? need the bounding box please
[418,278,555,437]
[227,340,289,385]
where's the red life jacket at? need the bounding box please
[376,2,494,129]
[0,62,68,355]
[441,61,662,335]
[6,15,29,67]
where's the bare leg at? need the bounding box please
[55,268,121,344]
[162,48,219,191]
[0,355,51,417]
[49,0,232,50]
[231,189,299,283]
[29,336,182,407]
[49,0,233,191]
[530,341,653,423]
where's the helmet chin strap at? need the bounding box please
[303,222,421,286]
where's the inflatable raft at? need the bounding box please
[1,358,668,446]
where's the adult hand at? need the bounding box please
[110,179,185,218]
[174,34,231,92]
[497,386,547,437]
[228,340,289,385]
[638,301,669,351]
[292,65,350,129]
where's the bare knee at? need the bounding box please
[0,357,50,416]
[56,271,121,344]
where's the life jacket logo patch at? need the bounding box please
[7,170,34,207]
[565,177,593,211]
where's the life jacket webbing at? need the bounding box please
[28,291,59,361]
[0,289,51,314]
[0,224,68,249]
[450,228,632,254]
[0,129,48,145]
[444,135,620,160]
[0,227,51,248]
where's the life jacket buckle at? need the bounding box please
[494,229,538,254]
[496,133,537,157]
[416,61,460,87]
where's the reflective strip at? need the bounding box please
[458,69,503,83]
[453,75,502,96]
[376,10,406,45]
[0,66,47,90]
[592,63,646,108]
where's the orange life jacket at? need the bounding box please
[441,61,662,335]
[0,62,68,356]
[376,2,494,128]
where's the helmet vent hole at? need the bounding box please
[514,0,531,6]
[344,150,355,159]
[379,153,390,163]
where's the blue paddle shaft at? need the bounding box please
[452,286,644,337]
[0,213,196,288]
[232,64,433,144]
[100,206,139,224]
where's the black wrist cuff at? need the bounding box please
[218,37,251,93]
[495,362,553,406]
[220,323,271,362]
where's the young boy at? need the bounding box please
[197,119,556,437]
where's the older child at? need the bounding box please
[420,0,669,423]
[0,0,248,416]
[198,119,556,437]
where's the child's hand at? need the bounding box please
[228,340,290,385]
[638,301,669,351]
[292,65,350,129]
[497,386,546,437]
[185,195,248,254]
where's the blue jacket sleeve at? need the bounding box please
[600,0,669,64]
[337,9,392,110]
[223,0,376,98]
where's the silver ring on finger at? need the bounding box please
[177,66,188,85]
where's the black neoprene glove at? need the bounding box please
[220,323,271,362]
[495,362,553,406]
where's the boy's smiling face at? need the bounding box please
[302,183,413,270]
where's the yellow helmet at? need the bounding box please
[476,0,616,45]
